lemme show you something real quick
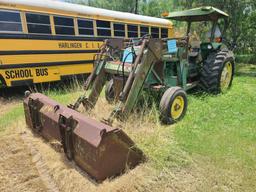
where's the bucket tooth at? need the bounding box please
[23,93,144,182]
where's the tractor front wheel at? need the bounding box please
[159,87,188,125]
[105,79,115,103]
[200,50,235,94]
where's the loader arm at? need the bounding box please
[71,39,124,110]
[71,38,163,124]
[120,39,163,118]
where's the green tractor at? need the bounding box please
[71,6,235,125]
[82,6,235,125]
[164,6,235,94]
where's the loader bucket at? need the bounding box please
[23,93,144,182]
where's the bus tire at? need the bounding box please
[0,74,6,88]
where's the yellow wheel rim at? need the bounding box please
[170,96,185,120]
[220,61,233,92]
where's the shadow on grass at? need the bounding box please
[0,77,87,101]
[235,63,256,77]
[236,72,256,77]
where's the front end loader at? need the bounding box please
[24,37,189,183]
[24,91,144,182]
[23,6,235,182]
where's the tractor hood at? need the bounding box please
[164,6,229,22]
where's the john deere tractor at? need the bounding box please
[23,7,235,182]
[92,6,235,124]
[165,6,235,94]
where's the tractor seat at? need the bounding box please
[188,41,201,58]
[188,41,201,64]
[188,51,199,57]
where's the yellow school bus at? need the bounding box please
[0,0,173,88]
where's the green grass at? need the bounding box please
[175,76,256,166]
[128,77,256,171]
[42,88,84,105]
[171,76,256,190]
[0,105,24,132]
[0,86,83,133]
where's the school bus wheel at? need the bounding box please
[0,75,6,88]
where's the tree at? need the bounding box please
[141,0,174,17]
[175,0,256,53]
[242,10,256,54]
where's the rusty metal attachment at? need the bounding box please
[70,38,163,124]
[24,92,144,182]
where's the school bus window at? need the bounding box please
[127,25,138,38]
[161,28,168,38]
[140,26,149,37]
[54,16,75,35]
[96,20,111,37]
[0,10,22,33]
[113,23,125,37]
[151,27,159,38]
[78,18,94,36]
[26,13,51,34]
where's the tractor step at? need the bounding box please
[23,92,145,182]
[185,81,199,90]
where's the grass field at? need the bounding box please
[0,64,255,191]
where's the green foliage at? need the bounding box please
[175,0,256,54]
[140,0,175,17]
[241,10,256,54]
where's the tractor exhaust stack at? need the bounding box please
[23,92,144,182]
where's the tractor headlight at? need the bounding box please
[207,44,213,49]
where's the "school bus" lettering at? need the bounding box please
[36,68,48,77]
[5,69,48,79]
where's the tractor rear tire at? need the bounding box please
[159,87,188,125]
[200,49,235,94]
[105,79,115,103]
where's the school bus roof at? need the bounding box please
[0,0,172,27]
